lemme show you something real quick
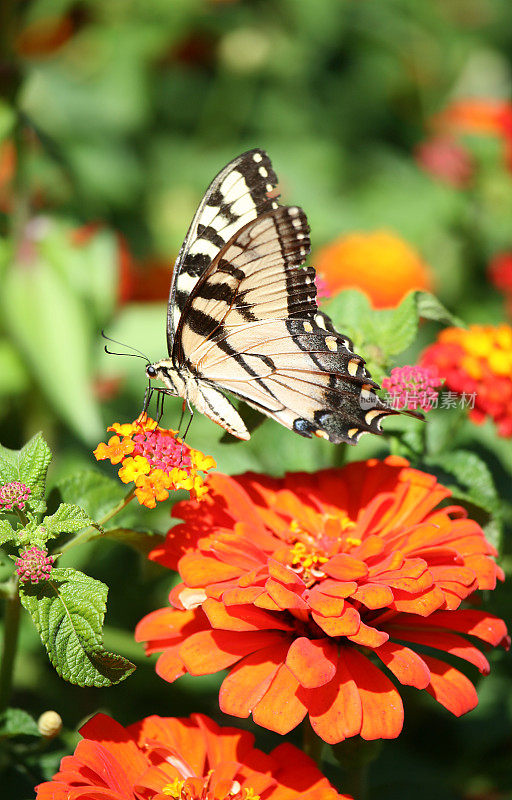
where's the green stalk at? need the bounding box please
[0,577,21,712]
[302,720,324,767]
[59,487,136,554]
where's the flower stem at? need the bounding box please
[302,720,324,768]
[330,739,381,800]
[59,487,136,554]
[0,577,21,712]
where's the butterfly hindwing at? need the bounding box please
[167,149,279,354]
[174,205,398,444]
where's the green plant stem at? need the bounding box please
[59,488,136,554]
[302,720,324,767]
[0,577,21,712]
[345,761,369,800]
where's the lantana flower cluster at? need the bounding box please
[36,712,350,800]
[421,324,512,437]
[94,415,216,508]
[382,365,443,411]
[0,481,31,511]
[136,457,508,743]
[15,546,54,584]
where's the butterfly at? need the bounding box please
[144,148,399,444]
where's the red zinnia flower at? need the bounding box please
[36,711,349,799]
[420,324,512,437]
[136,458,507,743]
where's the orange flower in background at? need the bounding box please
[94,415,216,507]
[36,711,350,800]
[421,324,512,437]
[314,231,433,308]
[136,458,507,743]
[433,98,512,171]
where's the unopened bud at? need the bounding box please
[37,710,62,739]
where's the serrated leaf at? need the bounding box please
[54,469,143,529]
[0,518,15,545]
[367,293,419,357]
[414,291,465,328]
[323,290,372,343]
[0,433,52,509]
[102,527,164,556]
[425,450,502,550]
[19,567,135,687]
[41,503,94,542]
[0,708,40,739]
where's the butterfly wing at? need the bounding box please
[173,205,398,444]
[167,148,279,356]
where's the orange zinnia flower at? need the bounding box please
[136,458,507,743]
[421,324,512,437]
[36,711,349,800]
[314,231,433,309]
[94,415,216,507]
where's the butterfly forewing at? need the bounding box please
[167,149,279,354]
[174,205,398,444]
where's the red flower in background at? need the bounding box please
[488,252,512,315]
[314,231,433,309]
[136,459,507,743]
[36,712,349,800]
[415,135,474,188]
[421,324,512,437]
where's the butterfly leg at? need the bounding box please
[139,383,153,419]
[176,399,187,436]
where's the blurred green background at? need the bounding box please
[1,1,511,798]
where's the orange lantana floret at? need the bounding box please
[94,415,216,507]
[136,458,507,744]
[421,324,512,437]
[36,712,350,800]
[93,435,134,465]
[314,230,433,309]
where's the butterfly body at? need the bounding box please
[147,148,399,444]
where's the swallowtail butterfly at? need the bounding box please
[145,149,399,444]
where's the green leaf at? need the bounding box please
[102,527,163,556]
[19,567,136,687]
[41,503,94,542]
[414,291,465,328]
[0,433,52,510]
[366,292,419,358]
[1,251,103,443]
[54,469,143,529]
[0,708,40,740]
[0,519,15,545]
[425,450,502,550]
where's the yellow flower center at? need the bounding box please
[287,514,359,586]
[161,777,260,800]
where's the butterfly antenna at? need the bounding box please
[101,330,151,362]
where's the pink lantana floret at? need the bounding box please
[382,365,443,411]
[16,546,55,584]
[132,429,191,473]
[0,481,31,511]
[314,273,330,300]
